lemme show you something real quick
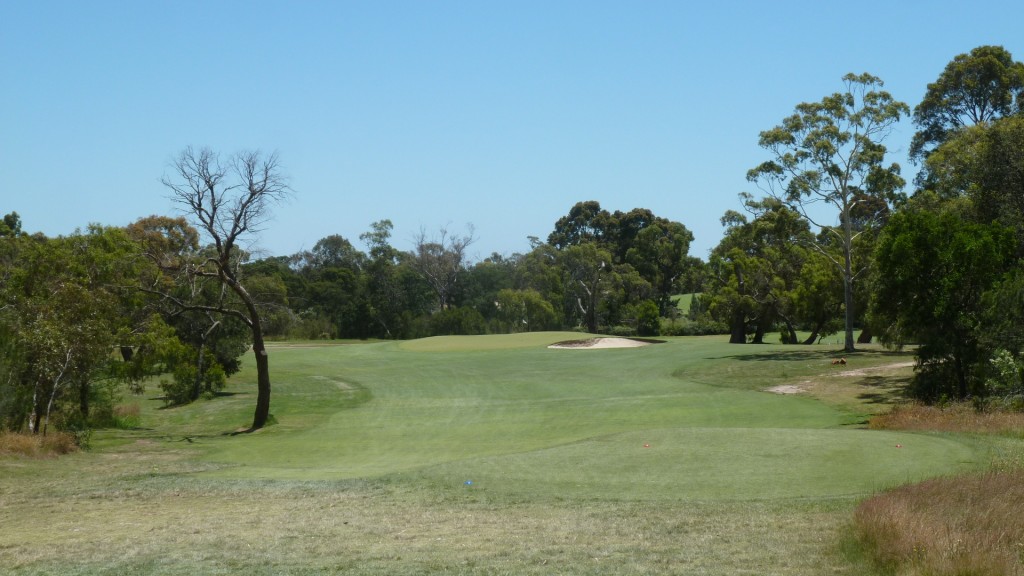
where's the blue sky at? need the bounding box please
[3,1,1022,260]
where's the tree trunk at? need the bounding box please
[192,339,206,402]
[78,379,89,421]
[752,317,768,344]
[842,267,856,353]
[729,309,747,344]
[251,336,271,430]
[802,320,823,345]
[857,326,873,344]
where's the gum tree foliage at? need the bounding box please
[748,73,909,352]
[1,227,149,433]
[910,45,1024,166]
[871,205,1015,400]
[160,147,291,431]
[707,196,814,344]
[291,235,371,339]
[128,215,249,404]
[0,211,22,237]
[548,201,694,317]
[924,114,1024,254]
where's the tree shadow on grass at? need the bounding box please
[855,375,912,405]
[713,348,910,363]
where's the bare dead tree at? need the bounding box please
[160,147,291,431]
[409,225,476,311]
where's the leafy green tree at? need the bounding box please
[0,212,22,237]
[548,201,615,250]
[924,114,1024,254]
[548,202,693,319]
[791,251,843,344]
[910,45,1024,164]
[2,227,151,433]
[707,196,813,344]
[625,220,693,316]
[459,254,519,328]
[160,147,291,431]
[359,220,433,338]
[129,216,249,403]
[871,206,1015,400]
[494,288,558,332]
[560,242,615,333]
[748,73,909,352]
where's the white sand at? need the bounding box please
[548,337,653,349]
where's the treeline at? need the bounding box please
[251,204,704,342]
[2,45,1023,437]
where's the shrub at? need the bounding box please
[634,300,661,337]
[160,349,228,406]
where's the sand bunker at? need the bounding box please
[548,337,660,349]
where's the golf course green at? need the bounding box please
[0,333,998,575]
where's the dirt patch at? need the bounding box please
[834,361,915,377]
[766,384,807,395]
[548,337,664,349]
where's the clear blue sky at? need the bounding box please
[3,1,1022,260]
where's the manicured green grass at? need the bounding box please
[0,333,1009,575]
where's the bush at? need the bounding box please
[160,349,228,406]
[660,317,729,336]
[428,307,488,336]
[635,300,661,337]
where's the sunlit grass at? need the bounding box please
[1,333,1012,575]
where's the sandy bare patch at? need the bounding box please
[766,384,807,395]
[834,361,916,377]
[548,337,658,349]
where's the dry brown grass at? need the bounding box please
[0,431,79,458]
[854,470,1024,576]
[854,403,1024,575]
[869,402,1024,436]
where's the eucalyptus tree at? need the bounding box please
[924,114,1024,254]
[3,227,144,433]
[910,45,1024,164]
[160,147,291,431]
[707,196,812,344]
[549,201,694,317]
[871,204,1015,400]
[408,225,476,312]
[748,73,909,352]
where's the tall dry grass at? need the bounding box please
[0,431,78,457]
[869,402,1024,436]
[854,470,1024,576]
[855,402,1024,575]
